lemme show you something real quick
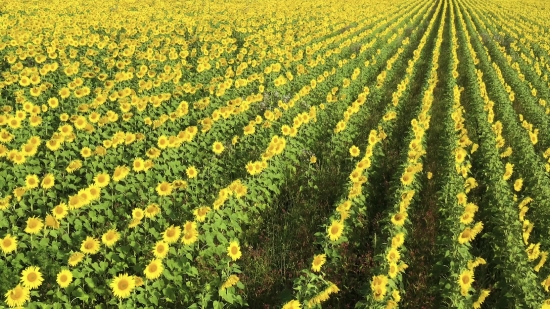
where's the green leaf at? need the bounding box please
[85,277,96,288]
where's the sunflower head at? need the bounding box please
[311,254,326,272]
[391,212,407,227]
[53,203,69,219]
[41,174,55,189]
[458,269,474,293]
[386,248,400,264]
[144,259,164,280]
[21,266,44,289]
[132,208,144,220]
[57,269,73,288]
[152,241,169,259]
[102,229,120,247]
[327,220,344,241]
[349,145,360,157]
[163,225,181,243]
[145,203,161,219]
[25,217,43,234]
[5,284,30,308]
[212,141,225,155]
[193,206,211,222]
[110,274,136,299]
[227,241,242,261]
[1,234,17,254]
[25,174,40,189]
[156,182,173,196]
[186,166,198,179]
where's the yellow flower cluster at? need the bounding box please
[220,275,240,290]
[306,283,339,307]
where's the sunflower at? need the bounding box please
[144,160,154,171]
[388,262,399,278]
[102,229,120,247]
[193,206,211,222]
[87,185,101,201]
[311,254,326,272]
[391,233,405,249]
[459,223,483,244]
[227,241,242,261]
[467,257,487,270]
[57,269,73,288]
[371,275,388,301]
[46,139,61,151]
[80,237,101,254]
[163,225,181,243]
[52,203,69,220]
[25,217,43,234]
[535,252,548,272]
[4,284,30,308]
[128,218,142,229]
[132,158,145,172]
[385,300,398,309]
[146,147,161,159]
[455,148,467,164]
[392,290,401,302]
[526,243,541,261]
[113,165,130,181]
[172,179,188,190]
[13,187,26,201]
[41,174,55,189]
[234,184,248,198]
[79,147,92,158]
[458,269,474,295]
[19,76,31,87]
[503,163,514,181]
[460,212,474,225]
[157,135,169,149]
[386,248,400,263]
[66,160,83,173]
[182,228,199,245]
[144,259,164,280]
[400,172,414,186]
[21,266,43,289]
[110,274,136,298]
[1,234,17,254]
[144,203,161,219]
[25,174,39,189]
[8,117,21,129]
[152,241,169,259]
[327,220,344,241]
[349,145,360,157]
[155,182,172,196]
[134,276,144,287]
[514,178,523,192]
[212,141,225,155]
[94,173,110,188]
[132,208,144,220]
[456,192,467,205]
[473,290,491,309]
[68,252,85,266]
[391,212,407,227]
[74,189,90,207]
[220,275,240,290]
[282,300,301,309]
[310,155,317,164]
[186,166,198,179]
[245,162,256,175]
[45,214,60,229]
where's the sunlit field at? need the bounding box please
[1,0,550,307]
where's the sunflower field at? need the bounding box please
[1,0,550,307]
